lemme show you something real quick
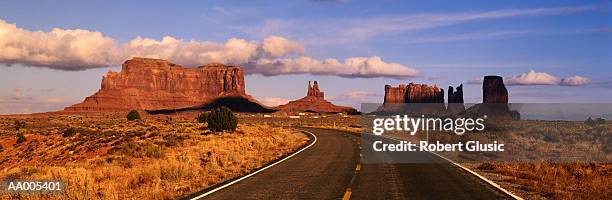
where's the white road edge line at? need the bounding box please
[191,130,317,200]
[385,137,523,200]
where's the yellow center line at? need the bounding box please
[342,188,352,200]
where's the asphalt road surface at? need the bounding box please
[191,128,513,200]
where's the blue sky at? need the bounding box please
[0,0,610,114]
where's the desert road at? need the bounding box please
[185,128,515,200]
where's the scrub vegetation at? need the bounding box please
[0,112,308,199]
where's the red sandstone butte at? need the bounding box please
[384,83,444,103]
[65,57,266,112]
[463,75,519,119]
[482,75,509,103]
[380,82,445,114]
[275,81,358,114]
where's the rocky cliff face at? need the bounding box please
[384,84,408,104]
[276,81,358,114]
[483,76,508,103]
[464,75,519,119]
[65,57,259,111]
[380,83,445,114]
[307,81,325,99]
[447,84,465,114]
[384,83,444,104]
[407,83,444,103]
[448,84,464,103]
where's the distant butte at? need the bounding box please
[65,57,271,113]
[463,75,520,119]
[482,75,509,103]
[275,81,359,114]
[380,82,446,113]
[447,84,465,114]
[384,83,445,104]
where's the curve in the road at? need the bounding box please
[186,128,519,200]
[187,128,360,200]
[187,129,318,200]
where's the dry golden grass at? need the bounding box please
[467,162,611,200]
[444,120,611,199]
[364,117,611,199]
[239,114,362,134]
[302,125,361,135]
[0,113,308,200]
[2,113,609,199]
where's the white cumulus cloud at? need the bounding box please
[560,75,591,86]
[467,70,591,87]
[259,35,304,58]
[251,56,417,78]
[0,20,122,70]
[505,70,559,85]
[0,19,417,79]
[123,36,259,67]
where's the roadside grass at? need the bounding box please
[330,116,611,199]
[239,114,362,135]
[448,120,611,200]
[0,114,308,199]
[468,162,611,200]
[1,114,609,199]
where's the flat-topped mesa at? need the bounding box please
[65,57,254,111]
[102,58,245,95]
[384,83,444,104]
[406,83,444,103]
[384,84,408,104]
[380,82,446,114]
[276,80,358,114]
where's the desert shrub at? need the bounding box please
[207,107,238,132]
[144,144,165,159]
[349,124,362,128]
[116,157,134,168]
[483,119,506,131]
[5,167,40,179]
[147,130,161,139]
[584,117,605,126]
[16,133,26,144]
[126,110,141,121]
[160,165,183,181]
[585,117,595,126]
[63,127,77,137]
[127,130,146,138]
[477,163,496,170]
[0,145,4,152]
[603,135,612,154]
[162,134,188,147]
[543,134,560,143]
[110,140,165,159]
[14,120,26,131]
[110,140,140,156]
[197,113,209,123]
